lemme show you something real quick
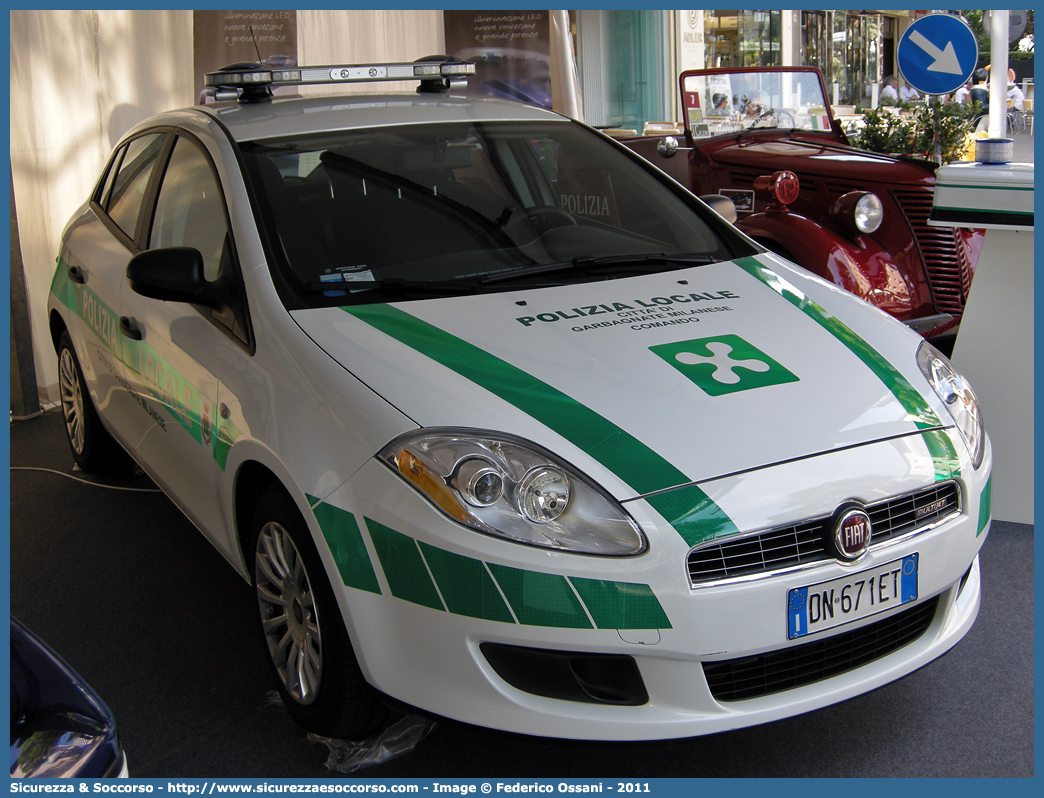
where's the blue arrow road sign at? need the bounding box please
[897,14,978,96]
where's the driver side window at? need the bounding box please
[150,137,229,282]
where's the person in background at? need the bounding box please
[709,92,730,115]
[741,92,764,118]
[880,75,898,103]
[899,83,921,102]
[969,68,989,107]
[1007,68,1025,111]
[953,81,971,104]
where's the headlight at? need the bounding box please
[831,191,883,236]
[917,342,985,468]
[378,429,647,556]
[853,193,883,233]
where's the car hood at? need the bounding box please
[701,134,937,184]
[291,254,946,501]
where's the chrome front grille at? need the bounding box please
[687,482,961,587]
[892,187,973,317]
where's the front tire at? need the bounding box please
[250,487,387,738]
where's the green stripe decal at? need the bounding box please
[936,183,1034,192]
[977,475,992,537]
[131,341,206,443]
[734,257,942,431]
[365,519,445,610]
[418,542,515,623]
[645,484,739,548]
[212,415,241,472]
[52,258,122,358]
[486,564,592,628]
[921,429,961,483]
[343,303,738,547]
[569,577,672,630]
[51,257,238,471]
[310,499,381,595]
[50,258,75,312]
[933,206,1033,217]
[338,516,672,628]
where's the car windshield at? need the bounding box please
[240,120,751,307]
[681,69,833,139]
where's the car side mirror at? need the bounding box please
[126,247,224,309]
[700,194,738,224]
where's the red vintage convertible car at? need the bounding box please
[619,66,981,348]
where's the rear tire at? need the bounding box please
[57,331,130,474]
[250,487,387,738]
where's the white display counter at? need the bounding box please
[930,160,1034,523]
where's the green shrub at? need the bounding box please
[857,101,980,164]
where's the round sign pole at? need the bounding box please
[932,96,941,163]
[988,11,1010,140]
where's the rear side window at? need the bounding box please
[104,133,165,238]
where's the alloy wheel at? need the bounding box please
[255,521,323,705]
[58,348,86,456]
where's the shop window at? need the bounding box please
[604,9,667,132]
[704,10,781,69]
[828,13,881,106]
[802,12,829,75]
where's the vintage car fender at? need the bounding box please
[737,210,915,321]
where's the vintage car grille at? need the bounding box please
[725,170,972,321]
[892,187,973,317]
[702,596,939,701]
[687,481,960,587]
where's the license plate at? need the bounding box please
[787,554,919,640]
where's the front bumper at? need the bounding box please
[309,429,991,740]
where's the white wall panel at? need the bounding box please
[10,9,193,398]
[10,9,443,398]
[296,9,444,96]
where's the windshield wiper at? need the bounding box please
[299,253,722,297]
[480,253,721,284]
[300,277,485,299]
[480,253,720,285]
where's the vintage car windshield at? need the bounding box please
[682,70,834,139]
[240,120,750,307]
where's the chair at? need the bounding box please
[600,128,639,138]
[642,121,684,136]
[1005,100,1028,135]
[969,87,989,108]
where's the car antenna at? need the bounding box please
[250,25,264,63]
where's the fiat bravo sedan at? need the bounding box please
[47,59,992,741]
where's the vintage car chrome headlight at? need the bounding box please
[917,342,985,468]
[853,193,884,233]
[832,191,883,235]
[379,429,647,555]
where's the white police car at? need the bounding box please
[48,58,992,741]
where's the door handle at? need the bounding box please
[68,265,86,284]
[119,316,143,341]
